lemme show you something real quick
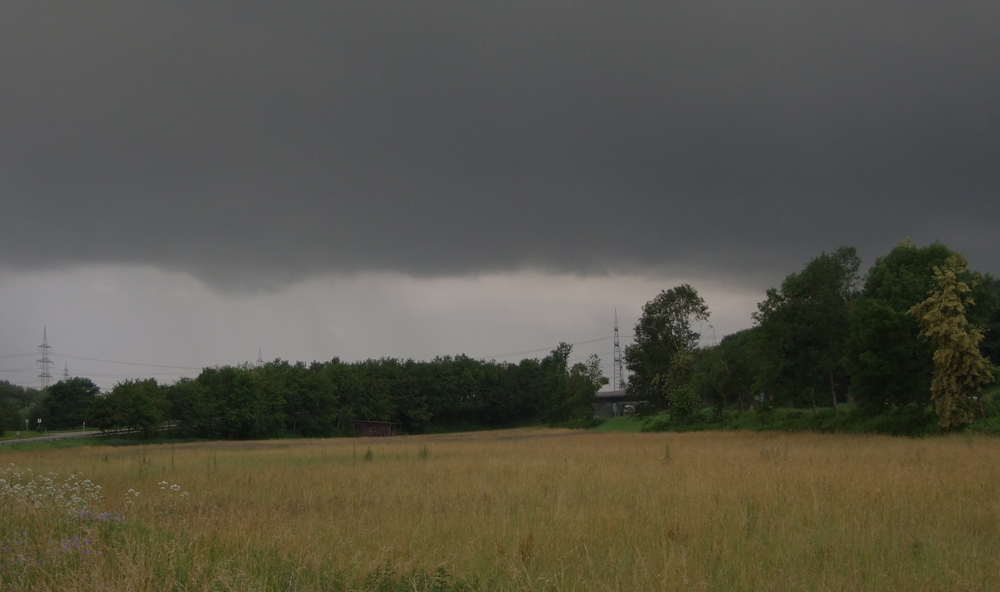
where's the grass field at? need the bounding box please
[2,428,999,591]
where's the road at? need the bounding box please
[0,430,105,446]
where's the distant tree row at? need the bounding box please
[0,345,607,438]
[626,241,1000,430]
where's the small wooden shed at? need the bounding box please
[351,420,397,437]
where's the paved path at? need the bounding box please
[0,430,104,446]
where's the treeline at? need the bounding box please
[626,240,1000,432]
[0,346,608,438]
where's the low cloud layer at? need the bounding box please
[1,1,997,290]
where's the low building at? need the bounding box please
[351,420,397,437]
[594,390,626,418]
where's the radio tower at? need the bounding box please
[37,326,54,390]
[613,310,625,392]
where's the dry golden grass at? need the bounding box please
[2,428,1000,590]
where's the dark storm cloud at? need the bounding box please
[2,1,998,288]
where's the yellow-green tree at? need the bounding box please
[908,255,996,429]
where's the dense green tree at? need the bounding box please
[625,285,709,406]
[563,355,609,422]
[690,328,762,413]
[28,398,51,430]
[0,381,40,431]
[195,366,264,438]
[536,345,607,424]
[972,275,1000,367]
[847,242,955,411]
[253,361,290,438]
[349,359,398,422]
[45,377,101,429]
[539,343,572,423]
[94,346,613,440]
[753,247,860,410]
[908,255,996,429]
[89,379,165,436]
[163,377,211,437]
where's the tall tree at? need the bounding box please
[753,247,860,410]
[970,274,1000,367]
[625,285,709,406]
[690,328,762,413]
[89,379,165,437]
[846,241,955,412]
[908,255,996,429]
[539,342,572,423]
[164,377,210,438]
[564,355,609,422]
[45,377,100,429]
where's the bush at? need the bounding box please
[667,385,702,424]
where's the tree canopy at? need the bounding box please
[624,284,709,406]
[44,377,100,429]
[908,255,996,429]
[753,247,860,411]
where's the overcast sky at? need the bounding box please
[1,1,997,390]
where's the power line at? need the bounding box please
[484,336,618,360]
[58,354,203,370]
[80,371,192,378]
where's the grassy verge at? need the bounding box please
[589,416,644,433]
[620,384,1000,436]
[636,404,945,436]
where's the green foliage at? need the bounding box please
[846,241,954,411]
[564,355,608,423]
[637,404,940,437]
[163,378,211,438]
[666,384,701,424]
[44,377,100,429]
[0,381,42,432]
[89,379,166,437]
[540,344,608,425]
[971,274,1000,368]
[908,255,997,429]
[144,352,595,439]
[338,405,356,437]
[625,284,709,406]
[589,416,643,432]
[690,329,761,412]
[753,247,859,409]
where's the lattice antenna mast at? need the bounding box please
[37,326,54,390]
[613,309,624,392]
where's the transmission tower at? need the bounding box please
[62,362,70,381]
[37,326,54,390]
[613,309,624,392]
[257,347,264,367]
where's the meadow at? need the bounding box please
[1,428,998,591]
